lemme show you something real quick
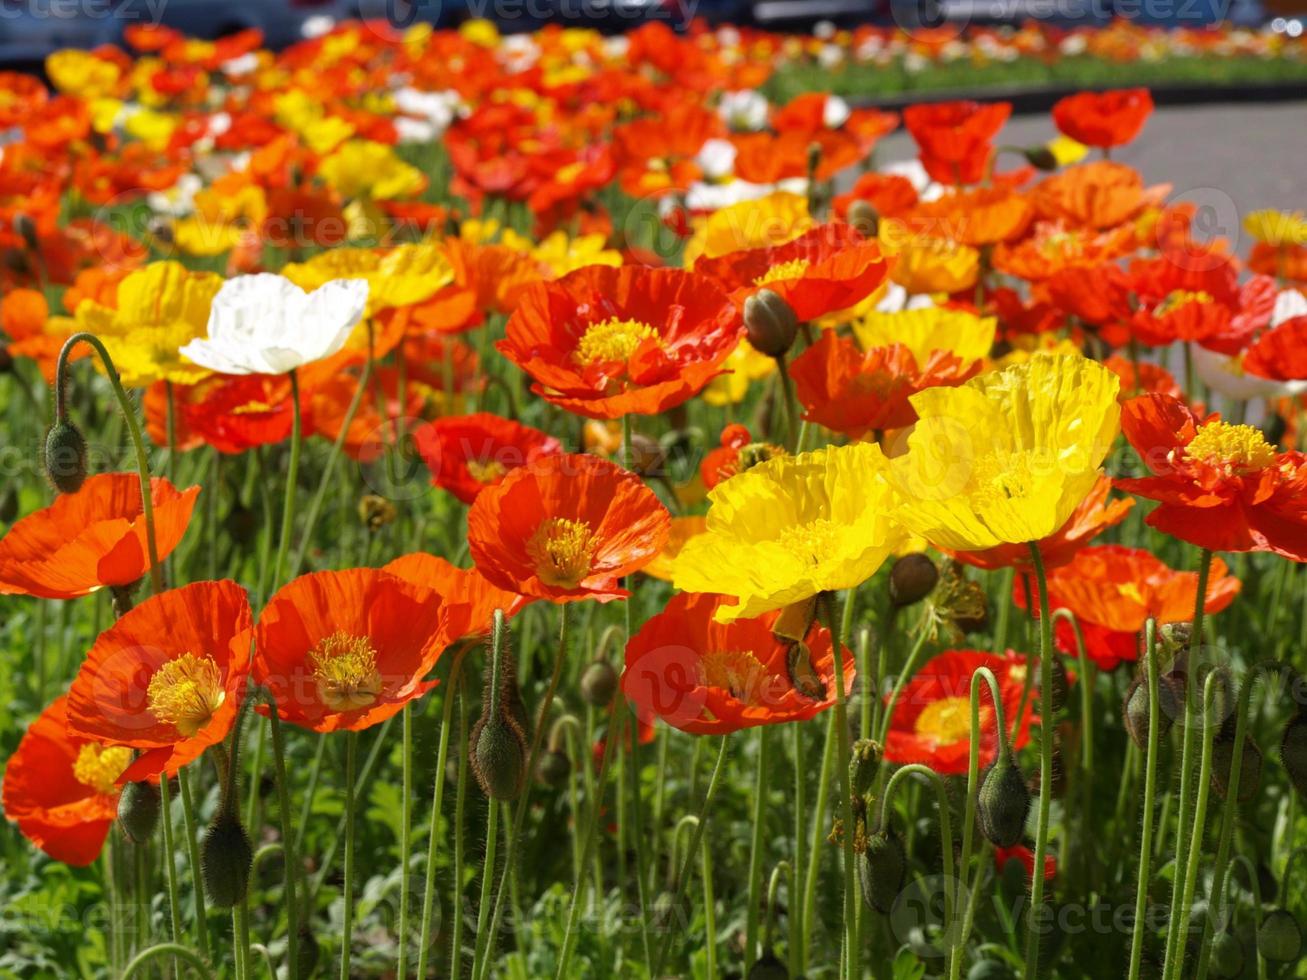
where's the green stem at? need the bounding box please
[271,368,301,592]
[877,624,931,745]
[879,763,956,940]
[471,800,501,978]
[266,709,300,977]
[800,711,837,963]
[1022,541,1055,979]
[1127,620,1161,980]
[178,758,210,959]
[121,943,214,979]
[819,591,859,980]
[745,726,770,972]
[157,775,183,956]
[791,720,806,976]
[397,702,414,978]
[341,731,358,980]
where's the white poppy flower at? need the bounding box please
[1273,288,1307,326]
[1193,343,1307,402]
[180,274,368,376]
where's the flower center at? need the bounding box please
[467,459,508,483]
[309,631,383,712]
[753,258,811,287]
[146,653,226,737]
[700,649,767,704]
[970,449,1044,507]
[73,742,132,795]
[914,695,973,744]
[527,517,596,588]
[1184,421,1276,472]
[1156,289,1213,316]
[573,317,660,367]
[777,518,841,566]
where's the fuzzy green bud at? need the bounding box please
[849,739,882,799]
[978,754,1031,848]
[201,809,253,909]
[471,713,527,801]
[746,949,790,979]
[1123,672,1179,749]
[116,780,160,844]
[1210,735,1263,803]
[858,829,906,915]
[44,419,88,494]
[1280,711,1307,799]
[1208,930,1244,979]
[1257,908,1303,962]
[535,748,571,788]
[580,660,618,707]
[847,200,880,238]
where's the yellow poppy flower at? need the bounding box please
[888,353,1120,552]
[673,442,910,622]
[853,306,996,365]
[75,262,223,387]
[683,191,812,266]
[46,49,121,100]
[318,140,425,202]
[879,219,980,296]
[1243,209,1307,248]
[642,516,708,583]
[282,243,454,313]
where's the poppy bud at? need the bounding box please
[1158,622,1192,659]
[44,419,88,494]
[471,713,527,802]
[13,212,38,251]
[978,754,1031,848]
[786,639,828,701]
[358,493,397,532]
[847,200,880,238]
[580,660,618,707]
[295,924,321,980]
[1123,672,1180,749]
[535,748,571,788]
[146,216,175,247]
[1023,146,1059,171]
[1210,736,1262,803]
[849,739,882,799]
[746,949,790,979]
[202,808,253,908]
[625,433,665,477]
[1257,908,1303,962]
[1280,711,1307,799]
[743,289,799,358]
[889,553,938,608]
[858,828,906,915]
[1208,930,1244,979]
[117,780,161,844]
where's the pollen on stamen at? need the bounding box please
[1185,420,1277,472]
[73,742,133,795]
[753,258,811,287]
[309,631,383,712]
[700,649,768,704]
[146,653,226,737]
[914,695,974,744]
[573,317,660,367]
[467,458,509,484]
[527,517,596,588]
[777,518,841,566]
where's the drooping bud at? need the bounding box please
[1023,146,1059,171]
[358,493,397,532]
[785,639,827,701]
[849,739,882,799]
[470,610,528,801]
[1210,735,1263,803]
[858,828,906,915]
[746,949,790,979]
[117,780,161,843]
[535,749,571,788]
[1280,710,1307,799]
[1208,930,1244,979]
[1257,908,1303,962]
[580,660,619,707]
[847,200,879,238]
[201,808,254,908]
[889,553,938,608]
[43,419,88,494]
[977,754,1031,848]
[1123,672,1181,749]
[625,433,666,477]
[743,289,799,358]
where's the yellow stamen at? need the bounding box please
[233,400,276,415]
[467,459,508,483]
[1156,289,1214,316]
[73,743,132,795]
[778,518,841,566]
[146,653,226,737]
[573,317,660,367]
[914,695,973,744]
[309,631,383,712]
[700,649,767,704]
[753,258,810,287]
[1185,420,1277,472]
[527,517,596,588]
[970,449,1046,508]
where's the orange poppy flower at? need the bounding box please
[694,223,889,322]
[699,423,785,490]
[254,568,468,733]
[899,185,1033,247]
[65,580,253,781]
[383,552,531,637]
[948,474,1134,573]
[413,412,563,504]
[790,333,980,437]
[1013,544,1240,670]
[1051,88,1154,149]
[622,591,854,735]
[0,474,200,599]
[992,221,1136,282]
[903,101,1011,185]
[1030,161,1155,231]
[730,130,864,184]
[497,265,740,419]
[1250,242,1307,284]
[0,288,85,382]
[1116,393,1307,558]
[883,649,1032,776]
[467,453,670,603]
[1243,315,1307,382]
[2,695,126,866]
[832,172,920,223]
[1128,253,1276,353]
[1103,355,1185,402]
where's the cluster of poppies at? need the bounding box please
[1,13,1307,980]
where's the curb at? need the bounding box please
[848,79,1307,113]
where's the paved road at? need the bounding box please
[874,101,1307,252]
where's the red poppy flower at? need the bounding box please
[694,224,889,322]
[497,265,739,419]
[254,568,469,733]
[699,423,786,490]
[383,552,532,637]
[2,695,127,866]
[882,650,1032,776]
[468,453,670,603]
[1013,545,1241,670]
[790,332,980,438]
[903,101,1011,185]
[622,591,854,735]
[1116,393,1307,559]
[0,474,200,599]
[948,474,1134,574]
[1103,355,1184,402]
[995,845,1056,884]
[151,374,303,456]
[1051,88,1154,149]
[65,580,253,782]
[1128,252,1276,353]
[730,130,864,184]
[413,413,563,504]
[1243,315,1307,382]
[832,172,920,223]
